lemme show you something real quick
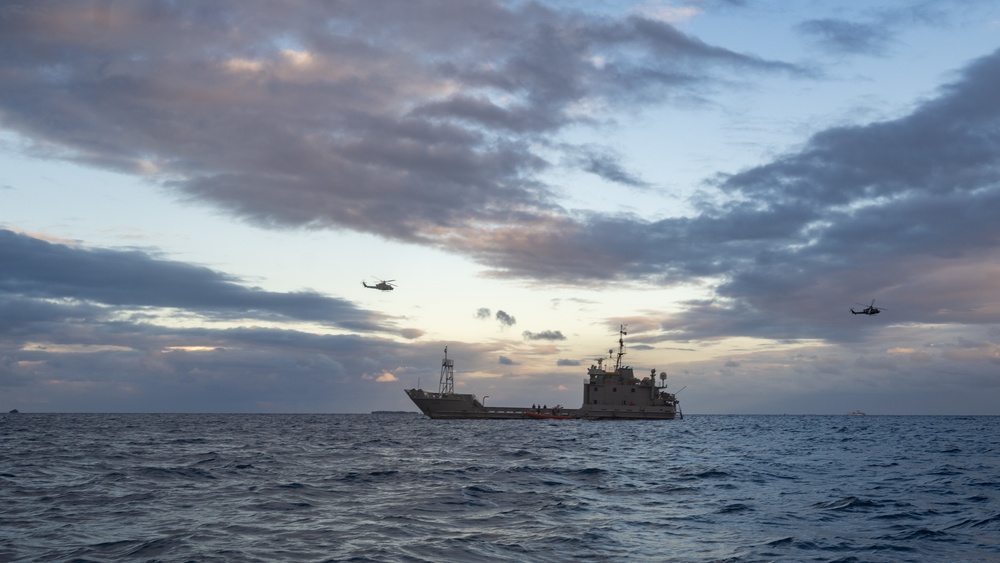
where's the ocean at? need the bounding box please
[1,413,997,562]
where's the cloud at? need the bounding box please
[462,48,1000,345]
[474,307,517,330]
[10,6,995,321]
[797,18,891,56]
[499,355,517,365]
[796,5,957,58]
[557,359,581,366]
[0,229,390,332]
[635,4,702,25]
[565,144,651,188]
[523,330,566,341]
[0,1,803,248]
[495,310,517,328]
[1,319,396,412]
[398,328,425,340]
[0,229,460,411]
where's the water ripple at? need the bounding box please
[1,413,998,561]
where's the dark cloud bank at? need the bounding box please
[0,1,800,252]
[0,229,425,412]
[2,2,996,343]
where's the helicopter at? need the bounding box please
[362,277,397,292]
[851,299,884,315]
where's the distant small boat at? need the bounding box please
[524,411,574,420]
[848,411,865,416]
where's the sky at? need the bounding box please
[2,0,1000,415]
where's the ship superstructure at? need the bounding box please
[577,325,681,419]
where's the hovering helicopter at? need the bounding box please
[851,299,884,315]
[362,277,397,292]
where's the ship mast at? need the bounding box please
[614,324,627,371]
[438,346,455,394]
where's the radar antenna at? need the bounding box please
[614,324,628,371]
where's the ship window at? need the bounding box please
[593,399,598,404]
[631,388,636,393]
[612,387,617,392]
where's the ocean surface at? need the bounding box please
[1,414,998,562]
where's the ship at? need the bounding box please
[404,326,682,420]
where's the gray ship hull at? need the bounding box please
[405,389,529,419]
[575,405,678,420]
[405,389,678,420]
